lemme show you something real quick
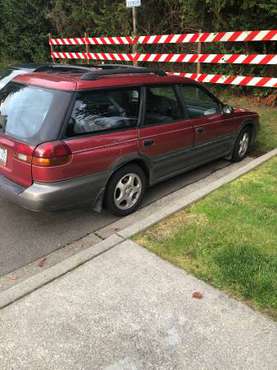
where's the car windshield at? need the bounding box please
[0,82,72,144]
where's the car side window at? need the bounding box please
[180,85,220,118]
[143,85,183,126]
[66,88,140,137]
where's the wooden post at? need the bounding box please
[85,32,89,64]
[49,33,55,64]
[196,29,201,74]
[132,7,138,66]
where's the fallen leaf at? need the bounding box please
[38,257,47,268]
[192,291,203,299]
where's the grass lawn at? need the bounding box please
[219,94,277,153]
[134,157,277,319]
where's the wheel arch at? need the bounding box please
[239,119,258,147]
[108,156,151,185]
[94,155,151,212]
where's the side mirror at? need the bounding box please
[222,104,234,115]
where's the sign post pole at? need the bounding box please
[132,6,137,65]
[126,0,141,66]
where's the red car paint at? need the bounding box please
[0,136,34,187]
[0,68,259,212]
[13,72,188,91]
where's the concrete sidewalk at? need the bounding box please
[0,239,276,370]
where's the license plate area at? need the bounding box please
[0,146,8,166]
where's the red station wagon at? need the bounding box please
[0,64,259,216]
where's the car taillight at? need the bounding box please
[32,141,72,167]
[14,143,34,163]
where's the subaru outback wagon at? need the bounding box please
[0,64,259,216]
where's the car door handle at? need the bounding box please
[143,139,155,147]
[195,127,205,134]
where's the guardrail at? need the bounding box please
[49,30,277,88]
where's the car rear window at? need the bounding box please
[0,82,72,144]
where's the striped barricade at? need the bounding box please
[49,29,277,88]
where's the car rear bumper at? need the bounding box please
[0,173,107,212]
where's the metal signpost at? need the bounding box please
[126,0,141,65]
[126,0,141,8]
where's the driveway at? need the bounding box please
[0,159,230,277]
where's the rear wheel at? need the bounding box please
[231,128,251,162]
[105,164,146,216]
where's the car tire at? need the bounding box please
[231,127,251,162]
[105,164,146,216]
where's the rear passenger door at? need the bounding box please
[63,87,141,180]
[138,85,194,182]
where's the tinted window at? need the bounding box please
[0,82,72,144]
[144,85,183,125]
[67,88,140,137]
[180,85,219,118]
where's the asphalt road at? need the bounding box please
[0,159,229,277]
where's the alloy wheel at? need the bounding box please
[113,173,142,211]
[238,132,250,158]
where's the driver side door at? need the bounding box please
[178,84,238,161]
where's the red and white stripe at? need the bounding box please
[86,52,133,61]
[51,51,134,62]
[135,30,277,44]
[50,37,86,45]
[51,51,87,59]
[49,30,277,45]
[134,53,277,64]
[51,52,277,65]
[49,36,133,45]
[169,72,277,88]
[86,36,133,45]
[49,52,277,88]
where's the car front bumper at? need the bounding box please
[0,173,107,212]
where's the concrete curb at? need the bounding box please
[0,234,123,309]
[0,149,276,309]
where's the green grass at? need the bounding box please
[220,94,277,152]
[134,157,277,319]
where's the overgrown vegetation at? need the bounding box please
[0,0,276,89]
[134,157,277,319]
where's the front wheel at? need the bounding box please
[231,128,251,162]
[105,164,146,216]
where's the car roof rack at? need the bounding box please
[80,65,167,80]
[34,64,95,73]
[33,63,167,79]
